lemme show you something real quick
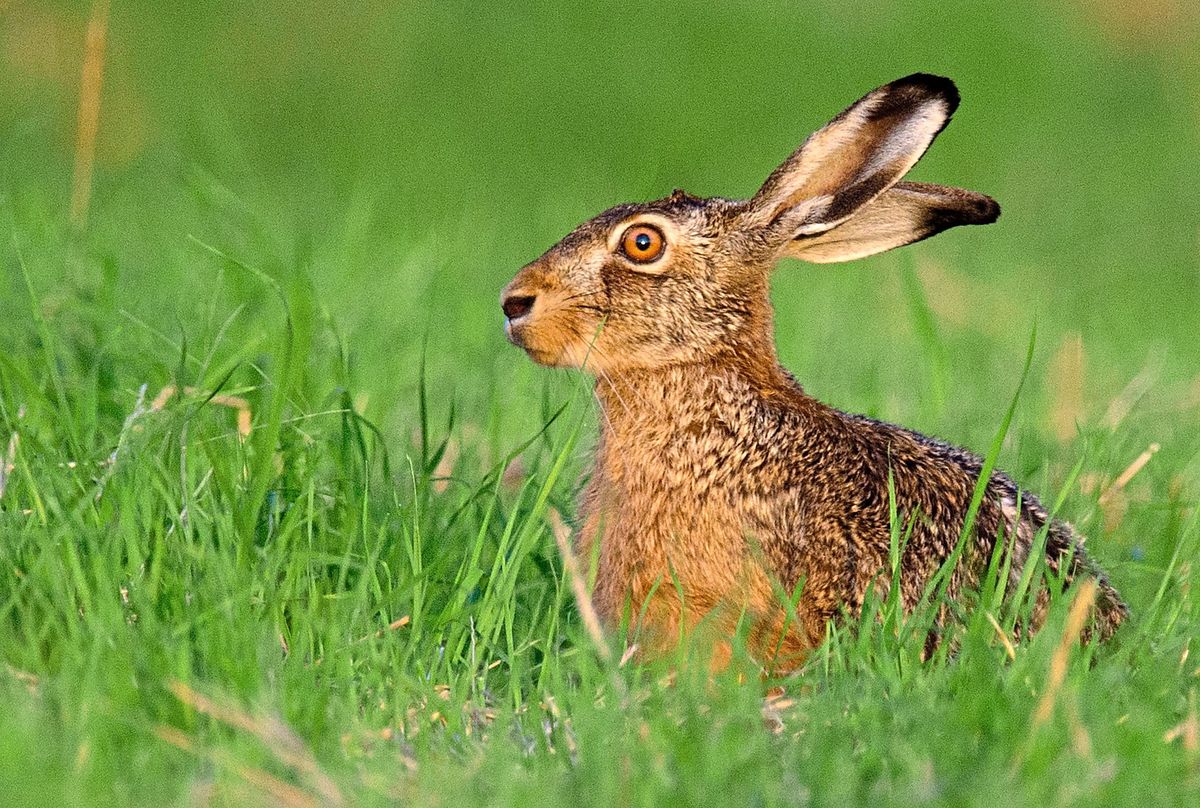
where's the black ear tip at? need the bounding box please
[891,72,961,111]
[921,189,1001,232]
[973,194,1001,224]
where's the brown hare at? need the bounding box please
[500,74,1126,670]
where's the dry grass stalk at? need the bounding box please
[1032,578,1099,728]
[3,664,40,695]
[351,614,410,645]
[1012,579,1099,771]
[1099,443,1160,505]
[154,724,319,808]
[0,431,18,500]
[152,385,253,438]
[1066,697,1094,759]
[69,0,111,230]
[1102,354,1163,431]
[1163,690,1198,753]
[548,507,611,664]
[1184,374,1200,412]
[167,680,344,806]
[1048,332,1085,442]
[986,612,1017,661]
[762,686,797,736]
[431,438,459,494]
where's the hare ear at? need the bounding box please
[782,182,999,263]
[746,74,960,239]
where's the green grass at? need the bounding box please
[1,0,1199,804]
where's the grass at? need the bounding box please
[1,0,1199,805]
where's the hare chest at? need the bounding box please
[577,426,814,658]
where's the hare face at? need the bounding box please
[501,191,773,373]
[502,73,1000,376]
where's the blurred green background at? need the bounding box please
[1,2,1199,804]
[3,0,1197,437]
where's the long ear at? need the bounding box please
[745,74,961,238]
[782,181,999,263]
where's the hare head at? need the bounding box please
[501,73,998,374]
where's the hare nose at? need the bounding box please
[502,293,536,321]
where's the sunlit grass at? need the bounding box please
[1,0,1198,805]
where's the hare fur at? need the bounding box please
[500,74,1126,669]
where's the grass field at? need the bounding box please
[1,1,1199,805]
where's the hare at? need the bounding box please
[500,74,1126,669]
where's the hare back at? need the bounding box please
[577,363,1126,663]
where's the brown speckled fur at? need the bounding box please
[501,74,1127,670]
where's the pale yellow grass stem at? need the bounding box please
[548,507,611,664]
[1099,443,1160,505]
[1032,579,1098,727]
[70,0,111,230]
[167,681,344,806]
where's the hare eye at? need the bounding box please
[619,224,666,263]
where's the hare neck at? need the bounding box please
[592,355,799,442]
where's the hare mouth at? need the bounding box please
[506,317,597,368]
[505,320,552,364]
[504,319,531,350]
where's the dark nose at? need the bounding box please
[502,293,535,321]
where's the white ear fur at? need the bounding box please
[783,182,999,263]
[747,74,961,239]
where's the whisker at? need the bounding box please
[560,289,605,305]
[563,322,623,436]
[596,366,634,425]
[592,381,617,437]
[582,337,655,417]
[570,317,645,427]
[586,345,635,424]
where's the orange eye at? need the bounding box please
[619,224,666,263]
